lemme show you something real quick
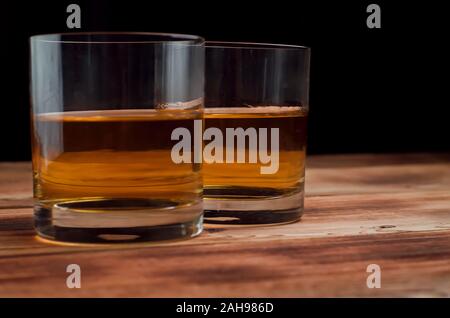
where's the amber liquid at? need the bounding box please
[203,106,307,224]
[32,107,203,242]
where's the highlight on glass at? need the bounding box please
[30,32,204,243]
[203,42,310,224]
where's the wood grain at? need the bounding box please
[0,154,449,297]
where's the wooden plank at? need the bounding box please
[0,231,449,297]
[1,190,449,256]
[0,162,32,208]
[0,154,449,297]
[306,153,450,196]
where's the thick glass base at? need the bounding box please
[34,198,203,244]
[203,187,304,225]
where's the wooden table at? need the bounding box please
[1,154,449,297]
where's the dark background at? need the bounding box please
[3,0,448,161]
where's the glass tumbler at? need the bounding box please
[30,32,204,243]
[203,42,310,224]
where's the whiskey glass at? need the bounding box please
[30,32,204,243]
[203,42,310,224]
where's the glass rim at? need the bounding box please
[29,32,205,45]
[206,41,310,51]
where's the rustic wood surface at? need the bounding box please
[0,153,449,297]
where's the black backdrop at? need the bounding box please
[3,0,448,161]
